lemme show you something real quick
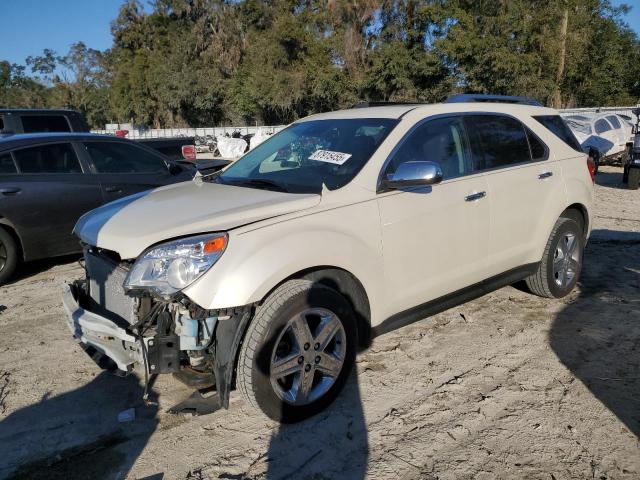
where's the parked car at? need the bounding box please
[564,113,633,165]
[0,133,198,284]
[63,95,594,422]
[0,108,195,162]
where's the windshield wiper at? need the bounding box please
[224,178,290,193]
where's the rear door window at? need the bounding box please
[13,143,82,173]
[533,115,583,152]
[464,115,531,171]
[0,153,17,174]
[21,115,71,133]
[84,141,168,173]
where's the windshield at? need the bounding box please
[216,118,398,194]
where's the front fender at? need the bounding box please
[183,201,385,324]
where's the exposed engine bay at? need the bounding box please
[64,246,252,409]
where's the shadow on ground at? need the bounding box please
[6,254,81,285]
[594,168,625,190]
[0,372,159,480]
[550,228,640,437]
[263,370,368,479]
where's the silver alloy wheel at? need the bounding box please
[0,240,6,271]
[553,232,580,288]
[270,307,346,406]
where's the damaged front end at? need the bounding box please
[63,246,251,408]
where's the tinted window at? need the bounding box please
[595,119,612,135]
[527,130,547,161]
[21,115,71,133]
[0,116,4,131]
[465,115,531,170]
[606,116,622,129]
[13,143,81,173]
[0,153,17,174]
[533,115,583,152]
[386,116,471,180]
[85,142,168,173]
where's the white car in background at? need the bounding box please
[564,113,633,164]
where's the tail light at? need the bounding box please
[182,145,196,161]
[115,129,129,137]
[586,155,596,183]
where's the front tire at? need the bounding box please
[525,217,584,298]
[0,228,18,286]
[237,279,357,423]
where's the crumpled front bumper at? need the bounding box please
[62,282,142,373]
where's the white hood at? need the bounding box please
[74,181,320,259]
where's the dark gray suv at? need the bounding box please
[0,133,195,284]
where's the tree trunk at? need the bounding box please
[552,7,569,109]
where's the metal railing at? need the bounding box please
[91,125,286,139]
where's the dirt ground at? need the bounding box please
[1,165,638,480]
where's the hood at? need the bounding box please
[75,180,320,259]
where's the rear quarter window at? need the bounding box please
[606,116,622,129]
[533,115,583,152]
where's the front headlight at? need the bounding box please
[124,233,227,297]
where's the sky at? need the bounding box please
[0,0,638,67]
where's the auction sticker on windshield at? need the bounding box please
[309,149,352,165]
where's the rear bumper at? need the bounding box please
[62,282,142,373]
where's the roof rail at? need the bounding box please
[446,94,543,107]
[350,101,421,109]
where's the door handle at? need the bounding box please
[0,187,21,196]
[538,171,553,179]
[105,186,122,193]
[465,191,486,202]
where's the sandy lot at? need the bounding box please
[0,166,638,480]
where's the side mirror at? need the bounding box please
[382,161,443,190]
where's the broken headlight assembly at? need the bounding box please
[124,233,227,297]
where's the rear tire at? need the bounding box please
[0,228,18,286]
[628,168,640,190]
[237,279,357,423]
[525,218,583,298]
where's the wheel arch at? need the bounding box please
[228,265,372,397]
[561,203,589,238]
[255,266,372,350]
[0,218,25,261]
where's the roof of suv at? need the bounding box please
[302,102,558,121]
[0,132,129,152]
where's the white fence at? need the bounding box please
[559,106,638,119]
[91,125,286,139]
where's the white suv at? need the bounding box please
[63,95,594,422]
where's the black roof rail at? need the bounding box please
[446,94,543,107]
[350,101,421,109]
